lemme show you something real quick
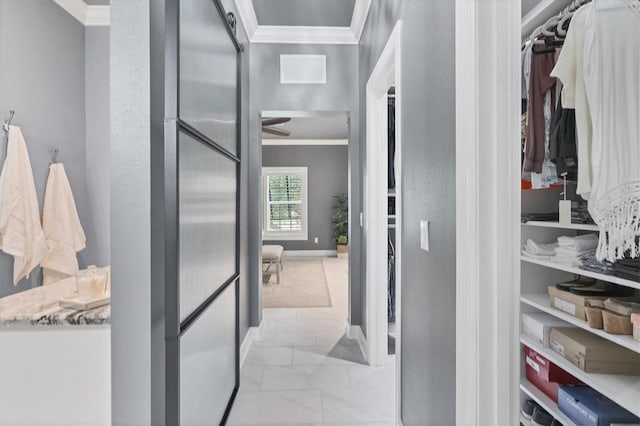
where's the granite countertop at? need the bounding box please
[0,277,110,327]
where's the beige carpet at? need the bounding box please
[262,259,333,308]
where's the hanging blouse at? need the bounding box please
[583,0,640,261]
[551,4,593,200]
[524,45,557,174]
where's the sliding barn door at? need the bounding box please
[158,0,242,424]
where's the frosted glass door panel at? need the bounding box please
[180,0,238,155]
[180,283,236,426]
[179,132,237,321]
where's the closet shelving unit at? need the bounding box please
[518,1,640,423]
[520,205,640,422]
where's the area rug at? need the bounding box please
[262,259,333,308]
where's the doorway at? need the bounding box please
[259,111,350,318]
[365,20,403,422]
[226,109,397,424]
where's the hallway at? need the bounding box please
[228,258,396,425]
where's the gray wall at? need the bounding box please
[359,1,456,424]
[248,44,362,328]
[0,0,97,298]
[262,145,348,251]
[111,0,151,423]
[85,27,111,267]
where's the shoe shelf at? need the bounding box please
[522,221,599,232]
[520,379,577,426]
[521,293,640,353]
[520,334,640,417]
[520,256,640,291]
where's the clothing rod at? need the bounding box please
[525,0,592,42]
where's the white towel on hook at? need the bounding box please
[0,125,47,285]
[41,163,86,285]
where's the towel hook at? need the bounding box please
[50,148,59,165]
[2,110,15,133]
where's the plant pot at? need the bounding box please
[336,244,348,258]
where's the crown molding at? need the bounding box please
[235,0,370,44]
[350,0,372,42]
[235,0,258,39]
[253,25,357,44]
[52,0,110,26]
[262,139,348,146]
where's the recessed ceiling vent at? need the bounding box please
[280,54,327,84]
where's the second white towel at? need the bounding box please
[41,163,86,285]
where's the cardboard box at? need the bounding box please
[558,386,640,426]
[631,313,640,343]
[522,312,572,347]
[549,327,640,375]
[523,345,582,402]
[549,286,609,321]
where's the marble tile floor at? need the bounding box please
[228,257,396,426]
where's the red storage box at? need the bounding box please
[524,345,583,402]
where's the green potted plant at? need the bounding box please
[332,194,348,258]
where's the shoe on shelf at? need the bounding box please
[550,419,563,426]
[521,399,541,426]
[531,407,554,426]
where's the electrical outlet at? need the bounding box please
[314,237,319,244]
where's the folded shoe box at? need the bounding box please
[558,386,640,426]
[550,327,640,375]
[522,312,571,347]
[523,345,582,402]
[549,286,609,321]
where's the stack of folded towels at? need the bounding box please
[522,239,559,259]
[553,234,599,266]
[522,233,599,266]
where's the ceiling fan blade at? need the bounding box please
[262,117,291,126]
[262,126,291,137]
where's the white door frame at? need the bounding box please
[365,19,402,422]
[454,1,521,425]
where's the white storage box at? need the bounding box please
[522,312,570,347]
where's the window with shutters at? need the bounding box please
[262,167,308,241]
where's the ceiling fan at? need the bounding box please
[262,117,291,137]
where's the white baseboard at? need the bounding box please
[239,330,252,368]
[240,321,266,369]
[283,250,337,258]
[344,321,368,363]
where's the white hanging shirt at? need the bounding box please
[550,3,593,200]
[583,0,640,261]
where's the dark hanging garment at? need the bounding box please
[524,44,557,173]
[388,97,396,189]
[388,235,395,321]
[549,94,578,180]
